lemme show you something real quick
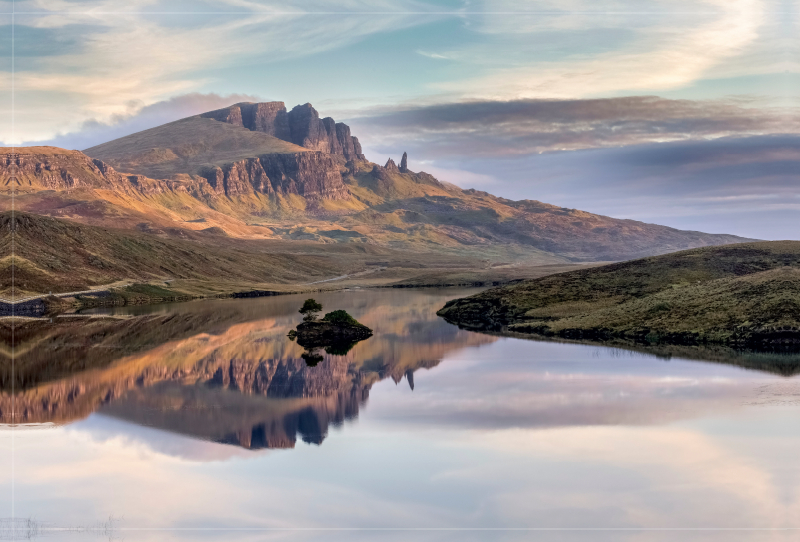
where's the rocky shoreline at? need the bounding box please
[293,320,373,348]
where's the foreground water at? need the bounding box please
[1,288,800,541]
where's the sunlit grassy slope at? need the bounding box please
[84,116,308,178]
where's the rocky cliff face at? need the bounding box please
[202,152,350,200]
[260,152,350,200]
[286,103,365,160]
[1,149,123,192]
[199,101,366,161]
[201,102,292,140]
[203,157,272,196]
[2,147,351,204]
[0,148,202,198]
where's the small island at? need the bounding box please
[288,299,373,365]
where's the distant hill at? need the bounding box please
[438,242,800,348]
[2,143,752,264]
[84,100,364,179]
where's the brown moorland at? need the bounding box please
[438,242,800,348]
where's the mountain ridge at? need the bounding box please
[0,99,760,295]
[2,144,753,262]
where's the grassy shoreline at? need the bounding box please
[438,242,800,350]
[2,261,598,317]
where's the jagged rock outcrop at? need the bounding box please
[399,152,409,173]
[287,103,365,160]
[203,157,274,196]
[0,148,182,195]
[199,101,366,161]
[259,152,350,201]
[1,150,97,191]
[202,152,349,200]
[201,102,291,140]
[1,147,351,204]
[384,158,399,173]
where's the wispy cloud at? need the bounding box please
[443,0,783,99]
[4,0,440,142]
[415,50,453,60]
[3,0,793,143]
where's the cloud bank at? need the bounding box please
[348,95,798,239]
[353,96,799,158]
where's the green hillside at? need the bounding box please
[438,242,800,347]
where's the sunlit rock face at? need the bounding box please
[0,147,174,194]
[201,152,350,200]
[0,146,350,203]
[286,103,365,160]
[201,101,292,141]
[201,101,366,161]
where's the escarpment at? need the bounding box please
[201,101,365,160]
[286,103,365,160]
[0,147,192,196]
[82,100,364,205]
[202,152,350,200]
[201,101,292,140]
[2,147,351,203]
[6,99,757,264]
[261,152,350,200]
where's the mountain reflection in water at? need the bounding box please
[0,289,493,449]
[4,289,800,538]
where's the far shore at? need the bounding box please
[0,262,602,317]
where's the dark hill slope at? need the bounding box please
[438,242,800,347]
[344,162,751,261]
[2,211,469,295]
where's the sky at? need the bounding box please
[0,0,798,238]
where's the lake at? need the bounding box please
[2,288,799,541]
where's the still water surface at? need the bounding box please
[2,288,800,541]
